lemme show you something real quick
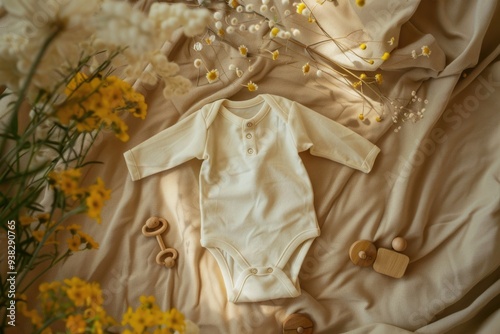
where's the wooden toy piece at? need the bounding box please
[142,217,178,268]
[349,240,377,267]
[373,248,409,278]
[391,237,407,252]
[283,313,314,334]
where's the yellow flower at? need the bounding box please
[32,230,45,242]
[78,231,100,250]
[302,63,311,75]
[22,308,43,328]
[359,73,367,80]
[270,27,280,37]
[122,307,134,326]
[296,2,307,14]
[86,192,105,224]
[88,178,111,201]
[140,295,156,308]
[20,215,37,226]
[381,52,391,61]
[367,59,375,65]
[359,43,367,50]
[227,0,239,9]
[129,308,152,333]
[64,277,87,288]
[100,85,124,110]
[86,282,104,306]
[375,73,383,84]
[204,35,215,45]
[83,94,110,118]
[67,224,82,234]
[375,116,383,122]
[421,45,431,57]
[49,168,83,198]
[39,281,61,294]
[66,284,89,307]
[271,50,279,60]
[66,314,86,334]
[245,81,258,92]
[206,69,219,83]
[83,177,110,223]
[67,234,82,252]
[356,0,365,7]
[358,113,365,120]
[36,212,51,224]
[131,102,148,120]
[163,308,185,333]
[352,81,362,89]
[127,90,148,120]
[65,72,89,97]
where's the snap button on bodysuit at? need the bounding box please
[246,122,253,127]
[247,148,254,154]
[250,268,258,274]
[266,267,273,273]
[246,133,252,139]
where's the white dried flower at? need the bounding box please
[245,4,254,12]
[194,58,203,68]
[163,75,192,98]
[194,42,203,51]
[213,11,223,21]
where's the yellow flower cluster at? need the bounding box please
[121,296,186,334]
[21,210,99,253]
[56,73,148,142]
[67,223,100,252]
[49,169,111,224]
[352,73,384,89]
[19,277,116,334]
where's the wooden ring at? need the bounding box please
[142,217,168,237]
[156,248,178,268]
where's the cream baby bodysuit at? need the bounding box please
[124,94,380,303]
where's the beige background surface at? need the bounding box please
[6,0,499,333]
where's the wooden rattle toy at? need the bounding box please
[142,217,178,268]
[349,237,409,278]
[282,313,314,334]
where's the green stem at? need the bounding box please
[19,250,71,296]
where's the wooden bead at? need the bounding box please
[349,240,377,267]
[391,237,407,252]
[283,314,313,334]
[146,216,161,228]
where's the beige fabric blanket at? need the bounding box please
[11,0,500,333]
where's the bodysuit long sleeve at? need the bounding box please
[124,94,380,303]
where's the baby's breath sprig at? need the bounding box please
[391,90,429,132]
